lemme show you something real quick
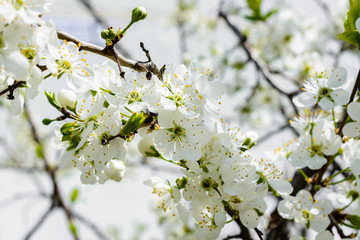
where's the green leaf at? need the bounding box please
[121,112,147,136]
[337,30,360,46]
[347,0,360,30]
[44,91,62,110]
[348,215,360,229]
[70,188,79,203]
[338,0,360,46]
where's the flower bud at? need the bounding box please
[131,7,147,23]
[104,160,126,182]
[58,89,77,109]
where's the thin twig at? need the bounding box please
[57,30,161,79]
[24,206,54,240]
[73,212,109,240]
[218,10,299,116]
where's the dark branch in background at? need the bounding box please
[225,206,253,240]
[218,9,299,117]
[0,81,26,99]
[24,206,54,240]
[73,212,110,240]
[23,103,80,240]
[77,0,132,58]
[57,30,162,79]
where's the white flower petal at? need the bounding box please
[277,200,295,219]
[330,89,349,105]
[342,122,360,137]
[318,97,334,111]
[308,155,327,170]
[269,179,293,195]
[315,230,333,240]
[348,102,360,121]
[293,92,317,108]
[239,209,259,229]
[328,67,347,88]
[310,215,330,232]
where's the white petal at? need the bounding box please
[289,150,308,169]
[330,89,349,105]
[322,135,342,156]
[277,200,295,219]
[10,90,24,115]
[1,51,29,79]
[348,102,360,121]
[315,231,333,240]
[308,155,327,170]
[351,158,360,176]
[312,200,333,215]
[296,190,313,209]
[293,92,317,108]
[318,97,334,111]
[310,215,330,232]
[328,67,347,88]
[343,122,360,137]
[239,209,259,229]
[269,179,293,195]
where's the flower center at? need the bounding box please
[21,46,37,61]
[168,123,186,141]
[56,59,72,71]
[127,91,142,104]
[168,94,183,107]
[318,87,332,99]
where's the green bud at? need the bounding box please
[108,28,116,39]
[42,118,53,125]
[100,29,108,40]
[132,6,147,23]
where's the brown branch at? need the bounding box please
[57,30,162,79]
[73,212,109,240]
[23,103,79,240]
[224,206,253,240]
[0,81,26,99]
[218,10,299,116]
[24,205,54,240]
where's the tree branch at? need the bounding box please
[57,30,162,79]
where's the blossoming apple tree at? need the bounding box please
[1,0,360,239]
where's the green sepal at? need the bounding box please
[44,91,62,110]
